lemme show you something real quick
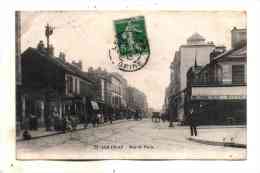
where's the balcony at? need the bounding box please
[191,80,246,87]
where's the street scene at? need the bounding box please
[16,11,247,160]
[17,119,245,160]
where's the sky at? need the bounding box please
[20,11,246,110]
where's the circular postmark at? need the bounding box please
[109,37,150,72]
[109,16,150,72]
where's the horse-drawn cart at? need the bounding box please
[152,112,161,123]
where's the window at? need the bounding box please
[232,65,245,84]
[216,66,223,83]
[75,78,78,94]
[74,78,79,94]
[67,76,73,94]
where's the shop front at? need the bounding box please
[62,96,88,123]
[190,86,246,125]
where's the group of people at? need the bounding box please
[133,110,142,120]
[83,111,113,128]
[44,109,78,132]
[22,111,101,140]
[21,108,143,140]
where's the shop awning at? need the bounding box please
[191,86,246,100]
[128,108,136,112]
[91,101,99,110]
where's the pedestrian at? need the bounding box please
[65,117,73,138]
[53,109,60,131]
[22,116,32,140]
[83,113,89,129]
[97,113,101,126]
[45,114,52,131]
[134,110,138,120]
[29,113,34,130]
[91,113,97,128]
[61,116,67,132]
[23,115,30,131]
[109,113,113,124]
[29,113,38,130]
[161,113,166,123]
[22,130,32,140]
[188,108,198,136]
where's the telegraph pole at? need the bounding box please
[45,23,54,54]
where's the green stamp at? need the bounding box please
[109,16,150,72]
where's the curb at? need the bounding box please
[16,120,127,142]
[187,137,247,149]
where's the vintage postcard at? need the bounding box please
[15,11,247,160]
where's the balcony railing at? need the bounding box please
[191,80,247,87]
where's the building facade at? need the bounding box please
[167,33,215,122]
[86,67,111,117]
[86,69,130,120]
[20,43,96,129]
[127,86,148,118]
[16,11,22,135]
[185,28,247,125]
[108,72,129,119]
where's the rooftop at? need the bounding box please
[22,47,95,84]
[187,32,205,42]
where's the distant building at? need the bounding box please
[86,69,130,119]
[110,72,128,110]
[162,86,169,113]
[127,86,148,118]
[86,67,111,115]
[167,33,215,122]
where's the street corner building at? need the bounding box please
[165,27,247,125]
[16,43,97,131]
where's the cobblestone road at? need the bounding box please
[17,119,246,160]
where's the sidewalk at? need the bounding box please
[187,126,246,148]
[16,119,127,142]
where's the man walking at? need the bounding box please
[188,108,198,136]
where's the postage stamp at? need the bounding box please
[15,11,247,160]
[109,16,150,72]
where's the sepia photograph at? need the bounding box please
[15,11,247,160]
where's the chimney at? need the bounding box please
[78,60,82,70]
[72,60,82,70]
[37,40,45,51]
[58,52,66,62]
[231,27,247,49]
[88,67,94,72]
